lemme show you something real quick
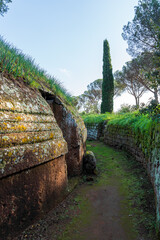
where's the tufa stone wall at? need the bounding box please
[104,123,160,231]
[85,121,106,140]
[0,75,68,238]
[86,123,99,140]
[41,93,87,177]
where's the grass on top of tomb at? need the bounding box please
[0,36,73,105]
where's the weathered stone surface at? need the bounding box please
[104,123,160,230]
[45,94,87,176]
[0,155,67,239]
[0,75,51,114]
[0,76,69,238]
[0,76,68,178]
[86,123,99,140]
[83,151,96,174]
[85,121,107,140]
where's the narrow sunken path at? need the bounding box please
[16,141,157,240]
[59,141,156,240]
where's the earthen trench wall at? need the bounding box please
[85,121,160,230]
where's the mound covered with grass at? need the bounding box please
[0,36,72,104]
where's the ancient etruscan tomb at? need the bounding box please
[0,75,69,238]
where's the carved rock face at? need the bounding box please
[0,155,68,239]
[0,76,68,178]
[0,76,68,238]
[47,95,87,176]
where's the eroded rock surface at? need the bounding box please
[43,94,87,176]
[104,123,160,231]
[85,121,106,141]
[0,75,68,238]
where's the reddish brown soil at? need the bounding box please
[15,180,139,240]
[76,185,137,240]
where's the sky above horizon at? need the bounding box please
[0,0,153,110]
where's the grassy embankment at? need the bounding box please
[82,107,160,157]
[0,36,72,104]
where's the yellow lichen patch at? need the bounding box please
[22,138,28,143]
[50,133,54,139]
[7,152,12,157]
[2,136,9,141]
[17,125,27,131]
[58,143,61,148]
[15,116,22,121]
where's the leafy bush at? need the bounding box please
[139,100,160,121]
[82,113,119,125]
[117,104,138,114]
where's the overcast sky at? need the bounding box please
[0,0,153,110]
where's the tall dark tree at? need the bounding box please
[0,0,12,16]
[101,39,114,113]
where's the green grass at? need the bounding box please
[107,112,160,158]
[0,36,73,104]
[81,112,118,124]
[58,194,93,240]
[87,141,157,239]
[83,111,159,158]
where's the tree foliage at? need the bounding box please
[122,0,160,57]
[135,52,160,102]
[0,0,12,16]
[73,79,102,113]
[117,104,138,114]
[101,39,114,113]
[114,60,147,107]
[114,53,160,104]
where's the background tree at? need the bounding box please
[73,79,102,113]
[0,0,12,16]
[133,52,159,102]
[122,0,160,103]
[122,0,160,57]
[101,39,114,113]
[117,103,139,114]
[114,60,147,107]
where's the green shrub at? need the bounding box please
[139,100,160,121]
[82,113,116,125]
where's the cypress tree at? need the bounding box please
[101,39,114,113]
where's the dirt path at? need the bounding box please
[16,141,157,240]
[66,183,137,240]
